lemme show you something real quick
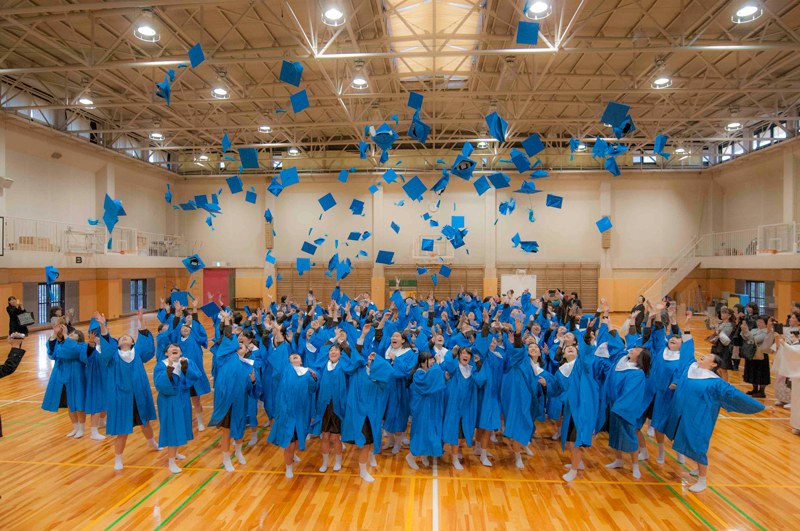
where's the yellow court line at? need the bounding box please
[2,459,800,490]
[79,481,151,531]
[405,477,415,531]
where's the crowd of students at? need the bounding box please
[37,285,780,491]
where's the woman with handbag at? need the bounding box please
[704,306,734,381]
[741,317,772,398]
[6,296,31,336]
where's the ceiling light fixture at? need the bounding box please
[149,132,164,140]
[576,143,587,152]
[477,141,489,149]
[322,5,345,26]
[651,56,672,89]
[674,147,686,154]
[732,3,763,23]
[134,8,161,42]
[725,122,742,131]
[258,125,272,133]
[351,75,369,89]
[78,96,94,106]
[197,154,209,161]
[652,76,672,89]
[525,1,552,20]
[211,86,229,99]
[288,147,300,155]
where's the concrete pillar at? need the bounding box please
[95,163,115,219]
[371,184,385,308]
[784,150,797,225]
[0,123,6,216]
[263,180,276,302]
[598,181,614,309]
[483,187,498,297]
[701,175,724,234]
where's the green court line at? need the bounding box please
[643,434,767,531]
[5,410,49,424]
[153,472,218,530]
[0,413,69,440]
[640,461,717,531]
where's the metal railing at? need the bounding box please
[3,216,193,257]
[695,229,759,257]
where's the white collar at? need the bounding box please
[559,359,576,377]
[180,336,190,342]
[615,356,640,372]
[688,362,719,380]
[327,360,339,371]
[163,359,182,376]
[305,342,317,353]
[119,348,135,363]
[385,346,410,359]
[293,365,309,376]
[458,362,472,379]
[663,347,681,361]
[594,342,609,358]
[492,349,503,359]
[434,345,448,355]
[238,354,254,366]
[532,361,544,375]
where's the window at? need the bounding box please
[745,281,765,313]
[131,279,147,311]
[38,282,65,324]
[633,154,657,164]
[272,160,283,169]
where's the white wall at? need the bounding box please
[714,155,784,232]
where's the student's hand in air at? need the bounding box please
[549,321,557,330]
[93,311,106,325]
[88,331,97,347]
[538,377,547,387]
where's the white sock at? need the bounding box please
[196,413,205,432]
[551,430,561,440]
[359,462,375,483]
[67,423,78,437]
[638,448,650,461]
[74,424,85,439]
[565,461,585,470]
[457,453,463,460]
[514,452,524,469]
[234,443,246,465]
[657,443,666,464]
[90,427,106,440]
[333,454,342,471]
[689,476,707,492]
[677,453,686,464]
[114,453,123,471]
[320,453,329,473]
[99,417,107,427]
[263,419,271,428]
[222,452,235,472]
[480,449,492,467]
[382,433,394,450]
[632,463,641,479]
[421,456,430,466]
[293,453,301,463]
[490,432,498,443]
[392,439,402,454]
[452,455,463,470]
[342,442,346,451]
[147,438,160,450]
[405,453,419,470]
[525,445,534,456]
[647,426,655,437]
[605,459,624,469]
[402,435,410,445]
[249,432,258,446]
[473,442,482,455]
[369,454,378,467]
[285,464,293,478]
[168,458,182,474]
[176,453,186,460]
[562,469,578,482]
[689,468,699,476]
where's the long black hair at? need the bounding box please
[407,351,434,387]
[636,347,652,378]
[710,354,724,374]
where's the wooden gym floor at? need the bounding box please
[0,313,798,530]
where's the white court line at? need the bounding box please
[432,457,439,531]
[0,400,42,404]
[0,391,45,408]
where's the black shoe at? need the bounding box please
[754,391,767,398]
[746,389,755,395]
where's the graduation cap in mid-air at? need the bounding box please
[280,167,300,187]
[514,181,542,194]
[279,60,304,87]
[238,147,259,169]
[391,221,400,234]
[605,157,621,177]
[290,90,309,113]
[546,194,563,209]
[172,291,190,307]
[450,155,476,180]
[522,134,545,157]
[488,172,511,189]
[516,20,540,45]
[596,216,613,233]
[267,178,284,197]
[164,183,172,204]
[402,176,427,201]
[485,111,507,143]
[439,265,452,278]
[593,136,608,158]
[318,193,336,212]
[182,254,205,274]
[569,137,581,161]
[499,197,516,215]
[654,134,670,159]
[408,91,423,110]
[473,175,491,196]
[349,198,365,215]
[45,266,59,285]
[301,242,317,255]
[155,73,171,106]
[372,123,398,158]
[359,141,370,159]
[432,168,450,195]
[188,43,205,68]
[408,111,430,144]
[376,250,395,265]
[296,257,311,276]
[264,209,273,223]
[383,169,398,184]
[421,239,434,252]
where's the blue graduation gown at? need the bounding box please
[256,341,276,421]
[383,348,416,434]
[42,338,88,413]
[409,363,446,457]
[98,332,158,436]
[648,334,696,433]
[81,343,108,415]
[606,359,649,453]
[549,341,600,452]
[208,336,260,440]
[154,359,202,447]
[442,360,487,446]
[178,335,211,395]
[242,355,262,429]
[664,364,764,465]
[342,351,393,453]
[473,332,503,431]
[310,356,350,436]
[500,346,537,446]
[266,342,317,450]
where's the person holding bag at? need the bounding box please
[741,316,773,398]
[704,306,734,381]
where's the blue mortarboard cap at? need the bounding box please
[318,192,336,211]
[391,221,400,234]
[402,176,427,201]
[391,114,398,125]
[473,175,491,196]
[516,20,540,45]
[329,253,339,271]
[485,111,507,142]
[245,189,257,204]
[373,123,398,152]
[395,200,405,206]
[361,231,371,240]
[439,265,452,278]
[347,231,361,241]
[488,172,511,189]
[277,273,283,280]
[462,141,474,157]
[301,241,317,255]
[264,209,273,223]
[569,137,580,160]
[268,178,284,197]
[510,148,531,173]
[429,219,439,228]
[290,90,309,113]
[601,101,630,129]
[416,267,429,276]
[451,155,476,180]
[531,169,548,178]
[194,194,208,206]
[336,259,352,281]
[359,141,369,159]
[514,180,541,194]
[383,169,398,183]
[421,239,434,252]
[297,257,311,275]
[221,131,231,152]
[654,134,670,159]
[592,136,608,158]
[172,291,190,307]
[408,91,423,110]
[155,74,171,106]
[338,169,349,183]
[88,317,101,331]
[512,233,521,248]
[88,218,99,225]
[546,194,563,209]
[432,169,450,194]
[113,200,126,216]
[238,147,259,169]
[188,43,205,68]
[45,266,59,285]
[349,198,364,215]
[266,275,274,289]
[605,157,621,177]
[596,216,613,233]
[408,111,431,144]
[499,197,516,215]
[182,254,205,274]
[452,216,465,228]
[243,305,252,317]
[614,115,636,139]
[520,240,539,253]
[608,144,628,157]
[423,213,432,220]
[179,201,196,211]
[376,250,395,265]
[199,301,222,319]
[521,134,545,157]
[369,184,379,194]
[431,273,438,286]
[280,167,299,187]
[279,60,304,87]
[265,251,276,264]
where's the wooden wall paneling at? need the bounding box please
[497,262,599,308]
[276,263,373,305]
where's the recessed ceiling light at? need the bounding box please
[576,143,587,152]
[652,76,672,89]
[258,125,272,133]
[134,9,161,42]
[212,86,229,99]
[288,147,300,155]
[351,75,369,89]
[78,97,94,105]
[732,4,762,23]
[322,6,345,26]
[477,141,489,149]
[149,132,164,140]
[526,1,552,20]
[725,122,742,131]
